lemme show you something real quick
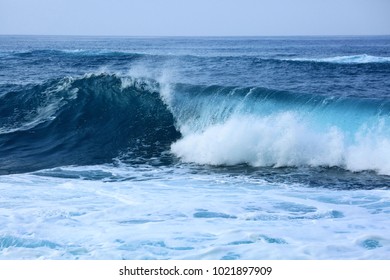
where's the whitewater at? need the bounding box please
[0,36,389,259]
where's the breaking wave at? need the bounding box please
[1,73,390,175]
[168,83,390,175]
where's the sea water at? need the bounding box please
[0,36,389,259]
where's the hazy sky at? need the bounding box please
[1,0,389,36]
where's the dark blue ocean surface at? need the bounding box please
[0,36,389,259]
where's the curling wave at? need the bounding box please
[0,74,180,174]
[1,73,390,175]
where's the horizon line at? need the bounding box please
[1,34,390,38]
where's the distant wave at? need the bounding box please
[285,54,390,64]
[4,49,390,65]
[9,49,145,58]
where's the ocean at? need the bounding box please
[0,35,389,259]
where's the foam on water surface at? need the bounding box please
[0,165,389,259]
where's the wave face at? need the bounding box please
[0,74,180,174]
[168,84,390,175]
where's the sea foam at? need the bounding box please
[171,113,390,175]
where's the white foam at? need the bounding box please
[1,166,389,259]
[171,113,390,175]
[345,121,390,174]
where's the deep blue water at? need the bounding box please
[0,36,389,259]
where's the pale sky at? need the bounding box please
[0,0,389,36]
